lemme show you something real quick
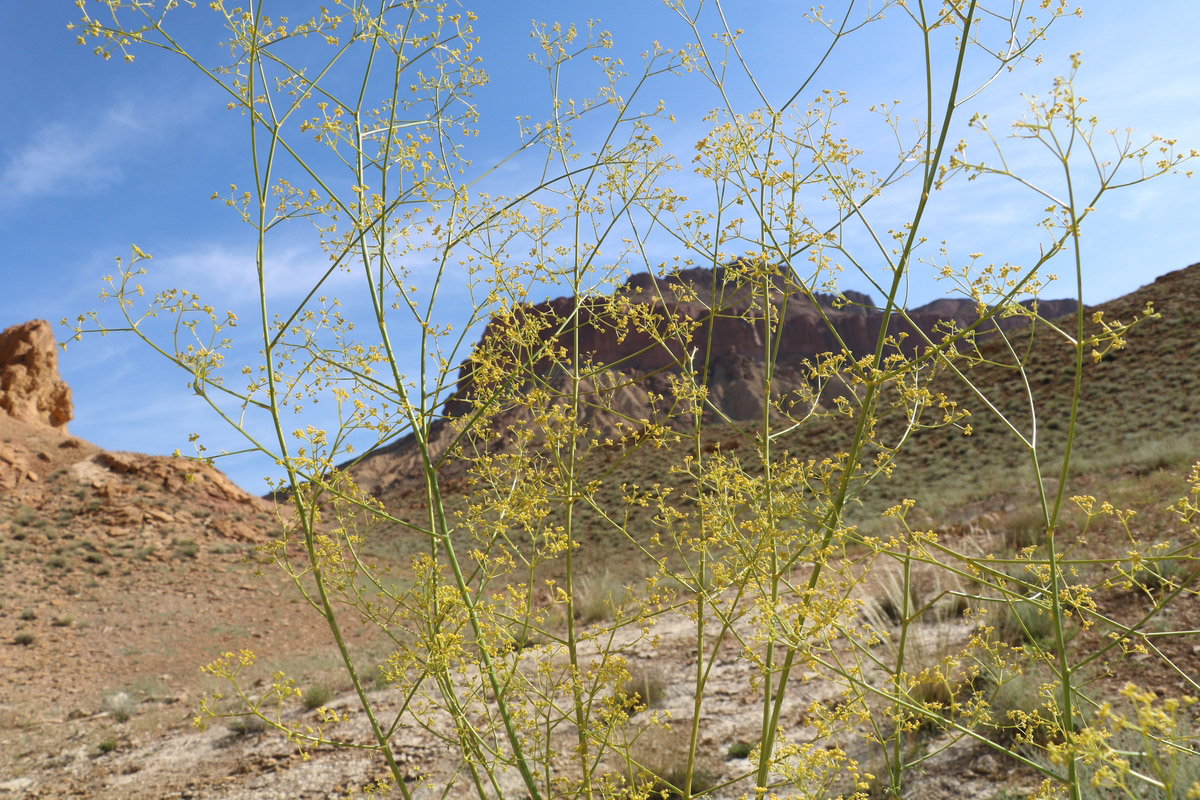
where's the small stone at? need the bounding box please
[0,778,35,792]
[972,753,1000,776]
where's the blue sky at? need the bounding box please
[2,2,1197,492]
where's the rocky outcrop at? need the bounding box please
[444,266,1077,422]
[0,319,271,538]
[340,267,1076,500]
[0,320,73,431]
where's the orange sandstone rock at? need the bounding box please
[0,319,73,431]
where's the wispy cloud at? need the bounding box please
[153,240,360,308]
[0,104,147,205]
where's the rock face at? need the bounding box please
[342,267,1076,499]
[0,319,73,431]
[444,266,1077,423]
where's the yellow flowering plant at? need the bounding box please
[64,2,1198,799]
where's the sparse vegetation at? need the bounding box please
[171,538,199,559]
[14,632,34,646]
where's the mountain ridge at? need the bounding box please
[340,265,1079,500]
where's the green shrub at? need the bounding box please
[725,740,754,760]
[1138,541,1199,595]
[979,664,1067,747]
[990,590,1074,652]
[226,714,268,736]
[302,685,334,711]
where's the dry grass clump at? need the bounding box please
[857,551,968,628]
[620,664,668,716]
[622,720,719,800]
[572,569,629,625]
[998,504,1047,551]
[105,692,136,723]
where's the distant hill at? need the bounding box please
[341,265,1079,501]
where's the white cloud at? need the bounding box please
[0,105,146,204]
[151,239,365,310]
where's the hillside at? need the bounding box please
[340,262,1199,531]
